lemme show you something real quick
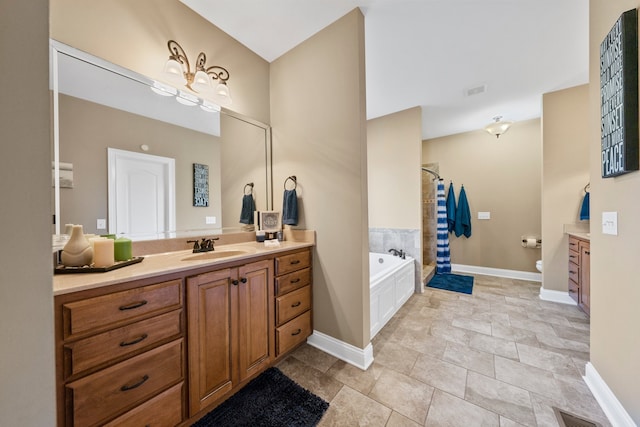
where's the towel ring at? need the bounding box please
[584,182,590,193]
[284,176,297,190]
[244,182,254,195]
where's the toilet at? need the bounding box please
[536,260,542,272]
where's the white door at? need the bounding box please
[108,148,176,239]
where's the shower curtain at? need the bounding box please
[436,180,451,273]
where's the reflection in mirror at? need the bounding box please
[51,40,272,241]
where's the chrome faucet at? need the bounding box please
[187,237,220,253]
[388,248,405,259]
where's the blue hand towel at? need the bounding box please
[282,189,298,225]
[446,183,457,233]
[454,186,472,238]
[239,194,255,224]
[580,192,590,220]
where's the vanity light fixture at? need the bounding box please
[162,40,232,107]
[483,116,513,138]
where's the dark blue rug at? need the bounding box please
[191,367,329,426]
[427,273,474,294]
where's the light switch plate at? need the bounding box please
[478,212,491,220]
[205,216,216,225]
[96,219,107,230]
[602,211,618,235]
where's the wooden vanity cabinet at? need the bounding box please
[186,259,274,416]
[54,277,186,426]
[568,236,590,316]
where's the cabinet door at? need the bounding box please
[237,260,274,382]
[186,268,237,415]
[580,243,591,315]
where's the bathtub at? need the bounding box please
[370,252,415,338]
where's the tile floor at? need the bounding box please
[276,274,610,426]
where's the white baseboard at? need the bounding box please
[306,330,373,370]
[451,264,542,282]
[539,286,577,305]
[584,362,637,427]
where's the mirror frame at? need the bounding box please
[50,39,273,236]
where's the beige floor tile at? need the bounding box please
[443,342,495,377]
[276,356,344,403]
[469,333,519,360]
[499,416,527,426]
[430,321,473,346]
[410,353,468,398]
[553,376,612,426]
[386,411,422,427]
[374,341,420,375]
[452,316,493,335]
[508,316,558,336]
[491,322,541,347]
[318,385,392,427]
[465,371,536,427]
[515,343,580,377]
[398,329,448,359]
[326,360,383,395]
[536,333,590,360]
[551,324,590,344]
[289,343,340,373]
[494,356,564,401]
[369,369,434,424]
[425,389,499,427]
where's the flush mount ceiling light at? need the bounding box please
[162,40,232,107]
[484,116,513,138]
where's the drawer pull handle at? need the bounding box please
[290,260,301,265]
[291,301,301,308]
[290,278,301,284]
[119,300,148,311]
[569,255,576,258]
[291,328,302,336]
[585,251,590,255]
[570,270,577,274]
[240,277,248,283]
[120,334,148,347]
[120,374,149,391]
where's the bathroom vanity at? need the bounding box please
[568,234,590,316]
[53,238,313,426]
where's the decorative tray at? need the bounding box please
[54,256,144,274]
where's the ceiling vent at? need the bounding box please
[464,84,487,97]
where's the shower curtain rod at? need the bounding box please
[421,167,441,181]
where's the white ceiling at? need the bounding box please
[180,0,589,139]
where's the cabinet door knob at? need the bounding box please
[240,277,248,283]
[232,279,239,286]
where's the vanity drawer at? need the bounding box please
[275,250,310,276]
[62,279,182,339]
[276,311,312,356]
[568,262,580,284]
[568,237,581,256]
[63,309,182,378]
[275,268,311,296]
[568,279,579,303]
[103,381,183,427]
[276,286,311,326]
[65,339,183,427]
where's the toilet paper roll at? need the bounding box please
[524,238,538,248]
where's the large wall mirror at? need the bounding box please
[51,40,272,241]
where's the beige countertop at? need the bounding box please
[53,239,314,296]
[567,231,590,241]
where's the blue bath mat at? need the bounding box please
[427,273,474,294]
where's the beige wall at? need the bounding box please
[589,1,640,423]
[367,107,422,230]
[423,119,542,272]
[270,9,370,348]
[541,85,590,292]
[0,0,56,425]
[50,0,270,124]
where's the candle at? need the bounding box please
[93,238,114,267]
[114,237,132,261]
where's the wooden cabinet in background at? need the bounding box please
[54,278,185,426]
[568,236,590,316]
[186,259,274,416]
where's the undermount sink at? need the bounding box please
[181,250,250,261]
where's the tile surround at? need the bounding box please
[277,274,611,426]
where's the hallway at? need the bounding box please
[278,274,609,426]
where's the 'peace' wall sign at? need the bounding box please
[600,8,638,178]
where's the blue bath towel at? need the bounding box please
[239,194,255,224]
[580,192,590,220]
[282,189,298,225]
[436,180,451,273]
[454,186,472,238]
[446,183,457,233]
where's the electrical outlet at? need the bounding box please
[477,212,491,220]
[97,218,107,230]
[205,216,216,225]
